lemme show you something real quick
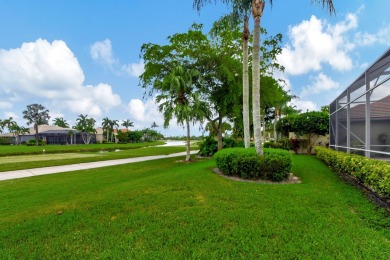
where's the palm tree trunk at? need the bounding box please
[34,124,39,146]
[252,0,265,156]
[185,118,191,162]
[217,116,223,151]
[243,15,251,149]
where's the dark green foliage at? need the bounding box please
[128,131,143,143]
[116,130,129,143]
[214,148,292,181]
[214,148,262,179]
[198,137,244,156]
[315,147,390,199]
[26,138,45,146]
[0,137,12,145]
[198,136,218,156]
[262,149,293,181]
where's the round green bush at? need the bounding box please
[214,148,292,181]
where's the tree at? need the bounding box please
[293,111,329,155]
[109,119,119,142]
[22,104,50,146]
[0,119,3,134]
[52,117,70,128]
[74,114,96,144]
[122,119,134,131]
[194,0,335,156]
[102,117,111,142]
[156,66,207,161]
[151,121,159,129]
[8,123,29,145]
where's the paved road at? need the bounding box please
[0,151,198,182]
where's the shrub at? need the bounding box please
[0,137,12,145]
[315,146,390,199]
[213,148,292,182]
[262,149,293,181]
[198,137,244,157]
[214,148,262,179]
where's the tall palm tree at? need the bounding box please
[0,119,3,134]
[194,0,335,155]
[109,119,119,142]
[102,117,111,141]
[121,119,134,131]
[75,114,96,144]
[52,117,70,128]
[156,66,206,161]
[2,117,16,132]
[151,121,158,129]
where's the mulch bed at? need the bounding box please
[213,168,301,184]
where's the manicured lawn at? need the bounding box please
[0,146,188,172]
[0,142,164,156]
[0,155,389,258]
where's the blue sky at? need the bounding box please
[0,0,389,136]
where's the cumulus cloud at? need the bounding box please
[277,11,358,75]
[290,100,317,113]
[127,98,163,127]
[0,39,121,119]
[301,73,340,98]
[355,25,390,46]
[90,39,116,67]
[122,60,145,77]
[90,39,144,78]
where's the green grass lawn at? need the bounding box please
[0,146,190,172]
[0,142,164,156]
[0,155,389,258]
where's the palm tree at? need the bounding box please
[52,117,70,128]
[22,104,50,146]
[121,119,134,131]
[194,0,335,155]
[75,114,96,144]
[1,117,16,132]
[156,66,206,161]
[109,119,119,142]
[102,117,111,142]
[0,119,3,134]
[151,121,159,129]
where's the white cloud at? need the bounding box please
[290,100,317,112]
[90,39,116,67]
[301,73,340,97]
[0,39,121,119]
[90,39,144,78]
[127,98,163,127]
[355,25,390,46]
[0,102,12,109]
[122,60,145,77]
[277,11,358,75]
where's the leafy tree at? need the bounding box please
[116,130,129,143]
[194,0,335,156]
[52,117,70,128]
[276,115,297,138]
[8,123,29,144]
[22,104,50,146]
[128,130,143,143]
[293,111,329,155]
[156,66,207,161]
[121,119,134,131]
[74,114,96,144]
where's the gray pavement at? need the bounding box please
[0,150,198,182]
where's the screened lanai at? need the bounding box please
[330,48,390,159]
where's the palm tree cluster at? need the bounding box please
[193,0,335,155]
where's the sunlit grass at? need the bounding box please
[0,155,389,258]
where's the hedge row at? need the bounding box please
[213,148,292,182]
[315,146,390,199]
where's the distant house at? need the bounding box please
[1,125,99,145]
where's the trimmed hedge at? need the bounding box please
[213,148,292,182]
[315,146,390,199]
